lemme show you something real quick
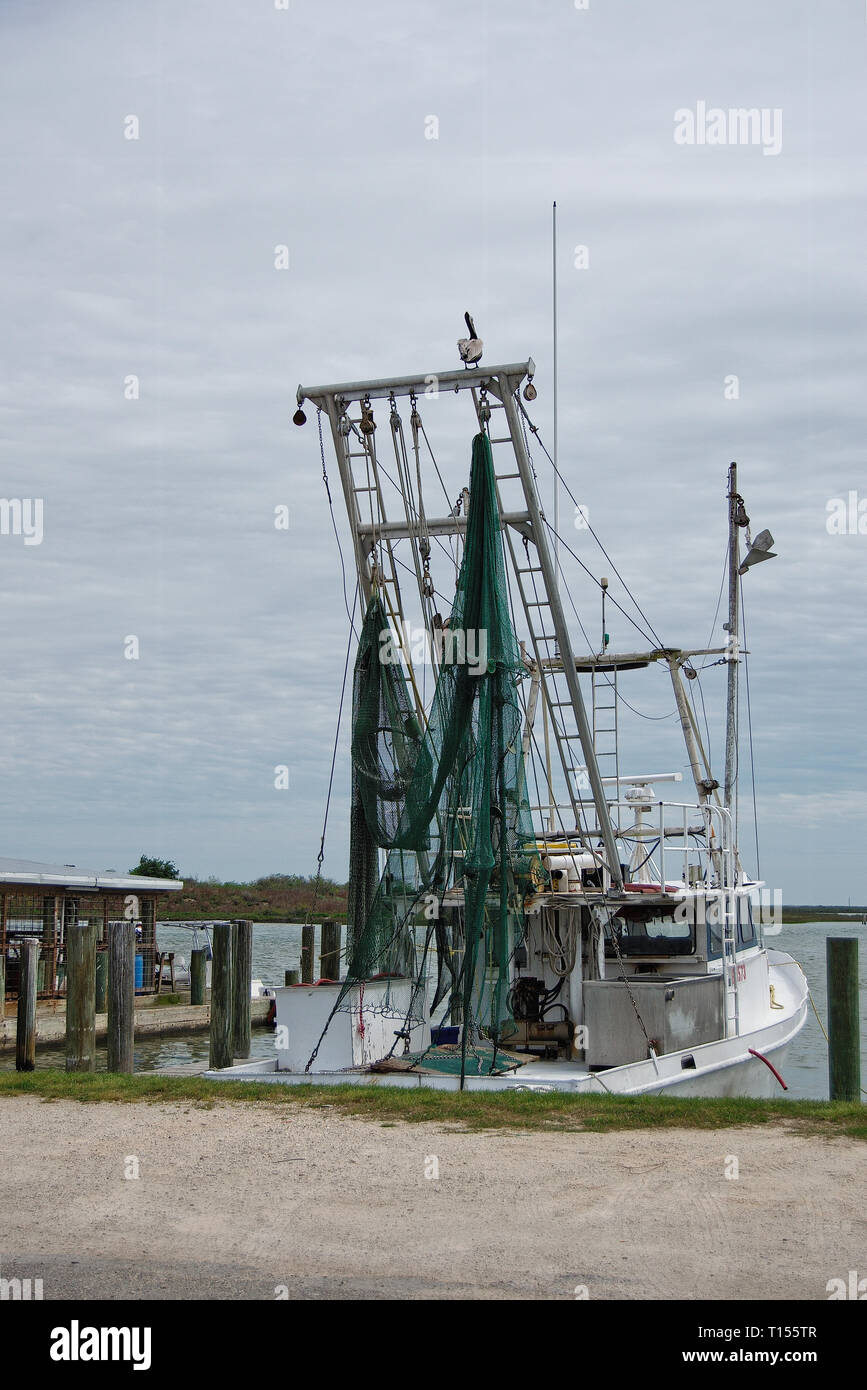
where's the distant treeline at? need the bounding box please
[154,876,865,926]
[156,873,348,923]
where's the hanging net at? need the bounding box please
[309,431,545,1081]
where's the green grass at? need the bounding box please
[0,1070,863,1139]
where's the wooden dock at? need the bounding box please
[0,995,271,1052]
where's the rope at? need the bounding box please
[300,591,356,935]
[772,959,867,1098]
[602,907,656,1055]
[317,408,358,639]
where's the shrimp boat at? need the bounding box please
[212,340,807,1096]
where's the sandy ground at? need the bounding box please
[0,1097,863,1300]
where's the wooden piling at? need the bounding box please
[107,921,135,1074]
[66,921,97,1072]
[827,937,860,1101]
[231,920,252,1059]
[300,924,315,984]
[94,949,107,1013]
[190,948,207,1006]
[284,969,299,986]
[209,923,233,1069]
[16,938,38,1071]
[320,919,342,981]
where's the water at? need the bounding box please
[765,921,867,1100]
[4,921,865,1098]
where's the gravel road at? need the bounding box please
[1,1097,862,1300]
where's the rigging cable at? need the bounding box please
[544,518,677,722]
[540,514,659,650]
[301,583,358,934]
[516,393,667,648]
[318,408,359,639]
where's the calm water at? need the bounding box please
[5,921,865,1099]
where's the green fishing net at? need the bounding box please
[309,431,544,1080]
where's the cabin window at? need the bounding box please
[738,900,757,947]
[707,903,756,956]
[608,911,695,957]
[706,915,722,959]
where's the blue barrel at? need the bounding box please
[134,953,144,991]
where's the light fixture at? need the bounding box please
[739,528,777,574]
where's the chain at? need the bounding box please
[316,408,332,504]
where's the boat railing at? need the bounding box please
[531,799,736,895]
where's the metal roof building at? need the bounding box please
[0,858,184,1001]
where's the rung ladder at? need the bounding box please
[474,393,600,851]
[720,875,741,1038]
[332,408,422,715]
[591,665,620,826]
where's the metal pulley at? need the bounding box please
[478,388,491,424]
[360,396,376,435]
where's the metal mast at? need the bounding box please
[296,361,624,892]
[723,462,739,819]
[552,201,559,589]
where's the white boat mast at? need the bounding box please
[552,200,559,590]
[724,461,740,822]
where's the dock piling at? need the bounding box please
[231,920,252,1059]
[190,948,207,1006]
[300,924,314,984]
[827,937,861,1101]
[94,948,107,1013]
[284,969,299,986]
[16,938,38,1072]
[320,919,342,981]
[66,922,97,1072]
[209,923,233,1069]
[107,921,136,1073]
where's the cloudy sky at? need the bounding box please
[0,0,864,902]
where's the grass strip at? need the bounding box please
[0,1069,863,1139]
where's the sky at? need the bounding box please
[0,0,864,902]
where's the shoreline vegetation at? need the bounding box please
[1,1071,864,1137]
[154,876,866,925]
[155,873,347,924]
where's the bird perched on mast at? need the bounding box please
[457,311,483,366]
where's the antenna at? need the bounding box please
[552,200,559,590]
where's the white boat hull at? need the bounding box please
[206,952,809,1099]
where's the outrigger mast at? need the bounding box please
[296,361,624,892]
